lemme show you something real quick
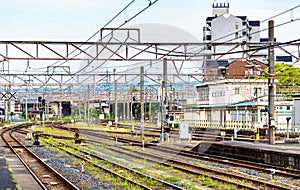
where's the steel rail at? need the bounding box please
[0,124,48,190]
[1,123,80,190]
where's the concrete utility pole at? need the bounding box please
[140,66,145,137]
[160,58,168,142]
[268,20,276,145]
[87,84,90,127]
[114,68,118,129]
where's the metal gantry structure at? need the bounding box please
[0,40,299,86]
[0,28,299,143]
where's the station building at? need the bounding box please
[184,78,293,134]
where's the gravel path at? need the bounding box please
[30,146,112,190]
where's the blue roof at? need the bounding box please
[195,101,256,109]
[229,101,256,107]
[196,103,229,108]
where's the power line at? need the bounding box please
[261,4,300,23]
[60,0,159,85]
[34,0,137,71]
[175,3,300,57]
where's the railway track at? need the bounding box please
[43,138,186,190]
[1,123,80,190]
[42,137,238,189]
[19,125,238,189]
[41,123,300,180]
[28,122,300,189]
[150,145,300,180]
[92,120,253,141]
[95,141,296,189]
[77,128,300,189]
[38,127,290,189]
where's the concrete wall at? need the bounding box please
[192,142,300,169]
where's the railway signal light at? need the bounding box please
[41,99,46,106]
[38,96,42,102]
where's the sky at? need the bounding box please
[0,0,299,42]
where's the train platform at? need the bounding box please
[0,156,16,189]
[0,135,43,190]
[192,139,300,169]
[220,140,300,155]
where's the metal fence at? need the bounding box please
[182,119,300,134]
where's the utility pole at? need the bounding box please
[130,84,133,122]
[160,58,168,142]
[140,66,145,137]
[268,20,276,145]
[170,84,173,112]
[114,68,118,129]
[87,84,90,128]
[127,91,130,121]
[149,89,152,123]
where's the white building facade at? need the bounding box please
[184,79,293,133]
[203,1,266,60]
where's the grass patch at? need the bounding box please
[32,126,76,138]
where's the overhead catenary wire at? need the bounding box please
[86,11,300,74]
[92,10,300,86]
[153,3,300,58]
[60,0,159,75]
[56,0,159,86]
[12,2,300,72]
[66,0,159,75]
[2,1,300,90]
[32,0,159,88]
[11,0,140,92]
[33,0,137,71]
[116,16,300,61]
[132,3,300,59]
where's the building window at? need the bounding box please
[198,87,209,101]
[253,87,262,97]
[235,22,239,30]
[235,32,239,39]
[287,106,291,110]
[235,87,240,94]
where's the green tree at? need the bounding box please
[277,65,300,86]
[256,63,300,94]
